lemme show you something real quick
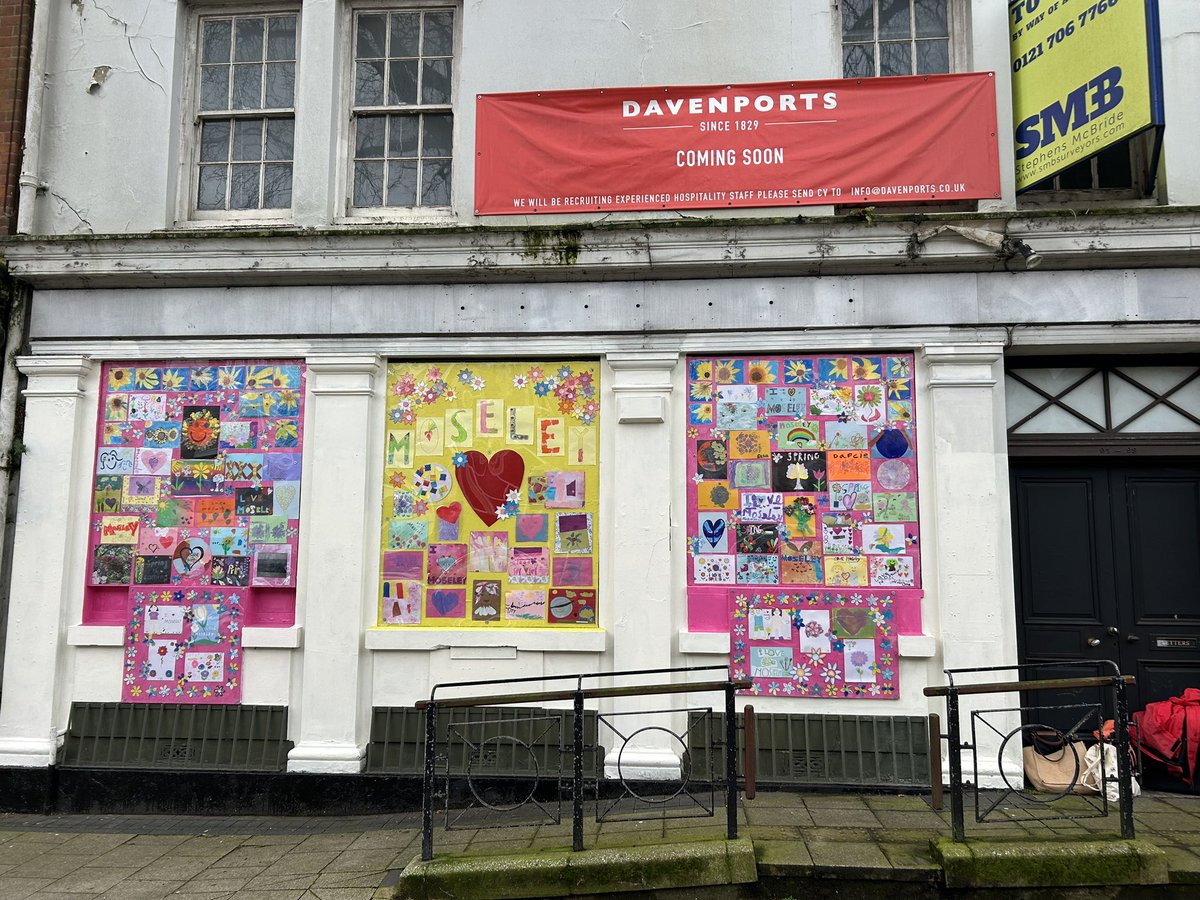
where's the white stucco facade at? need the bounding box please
[1,1,1199,791]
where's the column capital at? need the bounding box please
[922,344,1005,388]
[607,351,678,397]
[17,355,93,398]
[606,350,680,372]
[305,354,382,396]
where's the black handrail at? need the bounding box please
[419,665,751,860]
[925,661,1136,841]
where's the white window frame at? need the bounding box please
[337,1,460,224]
[176,2,301,226]
[836,0,970,78]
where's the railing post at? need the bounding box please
[946,687,965,842]
[1113,676,1136,840]
[743,705,757,801]
[929,712,944,811]
[573,688,585,852]
[725,681,738,840]
[421,701,437,861]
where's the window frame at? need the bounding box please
[338,1,460,223]
[1017,130,1161,208]
[836,0,970,79]
[177,2,301,226]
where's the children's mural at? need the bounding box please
[685,355,920,698]
[89,362,305,704]
[379,362,600,627]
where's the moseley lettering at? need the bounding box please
[1014,66,1124,159]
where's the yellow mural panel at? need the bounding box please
[379,361,600,627]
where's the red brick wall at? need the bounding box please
[0,1,33,235]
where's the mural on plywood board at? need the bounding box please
[379,361,601,628]
[89,362,306,704]
[685,355,922,699]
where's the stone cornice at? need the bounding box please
[2,208,1198,289]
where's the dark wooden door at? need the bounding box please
[1012,461,1200,731]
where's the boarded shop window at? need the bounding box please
[841,0,952,77]
[350,7,454,211]
[378,362,600,628]
[684,355,923,700]
[193,13,298,215]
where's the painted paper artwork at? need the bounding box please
[733,592,899,698]
[122,589,242,703]
[89,362,305,702]
[685,354,922,699]
[379,361,600,627]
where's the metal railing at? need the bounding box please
[925,660,1136,841]
[415,665,753,860]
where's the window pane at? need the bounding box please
[356,60,385,107]
[200,120,231,162]
[230,163,261,209]
[232,119,263,161]
[423,11,454,56]
[234,17,265,63]
[232,63,263,109]
[423,114,453,157]
[390,12,420,57]
[199,65,229,111]
[843,44,875,77]
[202,20,232,64]
[357,14,387,58]
[842,0,875,40]
[1058,158,1094,190]
[422,59,451,105]
[262,162,292,208]
[1097,141,1133,188]
[266,16,296,61]
[354,160,385,206]
[879,0,912,39]
[197,165,228,210]
[389,115,418,157]
[265,62,295,108]
[389,59,418,105]
[265,118,294,161]
[879,41,912,76]
[387,160,418,206]
[915,39,948,74]
[421,159,451,206]
[356,116,386,158]
[915,0,948,38]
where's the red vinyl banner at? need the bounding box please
[475,73,1000,215]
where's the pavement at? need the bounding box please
[0,789,1196,899]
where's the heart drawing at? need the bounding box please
[430,590,461,616]
[436,501,462,524]
[457,450,525,526]
[702,518,725,548]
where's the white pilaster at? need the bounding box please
[291,0,340,227]
[602,351,681,779]
[287,355,381,773]
[0,356,94,766]
[922,344,1020,786]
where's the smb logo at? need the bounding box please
[1015,66,1124,159]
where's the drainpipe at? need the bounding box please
[17,0,49,235]
[0,275,28,681]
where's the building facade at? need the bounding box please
[0,1,1198,804]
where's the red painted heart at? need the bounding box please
[457,450,525,527]
[436,501,462,524]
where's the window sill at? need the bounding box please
[365,627,606,653]
[336,209,458,227]
[67,624,304,649]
